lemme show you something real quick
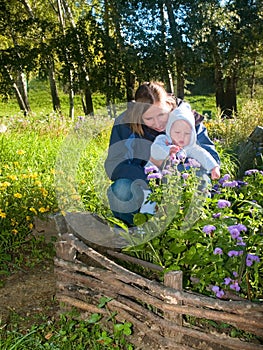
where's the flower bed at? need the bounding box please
[54,215,263,350]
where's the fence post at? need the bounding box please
[164,270,183,342]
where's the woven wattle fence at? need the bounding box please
[54,215,263,350]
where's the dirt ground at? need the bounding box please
[0,260,57,326]
[0,217,58,327]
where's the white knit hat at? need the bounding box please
[166,104,196,147]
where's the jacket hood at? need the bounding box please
[166,105,196,148]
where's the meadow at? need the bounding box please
[0,83,263,348]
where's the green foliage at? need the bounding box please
[127,160,263,301]
[0,308,134,350]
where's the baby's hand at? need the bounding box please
[211,166,220,180]
[169,145,181,155]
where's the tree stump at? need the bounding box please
[238,126,263,178]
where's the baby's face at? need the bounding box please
[170,120,191,147]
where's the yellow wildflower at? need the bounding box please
[28,223,33,229]
[14,193,22,198]
[0,181,11,188]
[35,180,42,186]
[16,149,25,155]
[12,229,18,235]
[29,207,37,215]
[0,212,6,218]
[8,175,18,181]
[39,207,47,213]
[39,188,48,197]
[26,216,31,221]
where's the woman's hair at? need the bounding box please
[124,81,177,136]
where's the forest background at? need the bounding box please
[1,0,263,119]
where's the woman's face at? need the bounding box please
[142,101,170,132]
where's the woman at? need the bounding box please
[104,82,220,227]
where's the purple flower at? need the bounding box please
[212,212,221,219]
[228,250,243,257]
[213,247,223,255]
[217,199,231,209]
[170,154,179,164]
[246,254,260,267]
[147,173,163,180]
[177,149,187,161]
[219,174,231,184]
[224,277,232,285]
[236,237,246,246]
[233,271,238,278]
[237,180,248,187]
[162,169,172,176]
[145,165,159,174]
[228,224,247,237]
[244,169,259,176]
[228,227,240,239]
[212,286,225,298]
[237,224,247,232]
[203,225,216,235]
[222,181,239,188]
[230,281,240,292]
[187,158,201,168]
[182,173,189,180]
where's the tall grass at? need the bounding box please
[0,111,113,274]
[204,99,263,149]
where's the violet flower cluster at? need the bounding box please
[202,180,261,298]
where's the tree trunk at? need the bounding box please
[125,71,135,102]
[214,62,225,114]
[68,70,74,120]
[224,75,237,116]
[61,0,93,116]
[176,58,184,99]
[57,0,75,120]
[249,54,256,99]
[159,1,174,94]
[16,71,31,112]
[164,0,185,99]
[48,59,61,113]
[4,66,29,115]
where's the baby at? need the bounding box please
[147,104,220,179]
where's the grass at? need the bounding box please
[0,309,134,350]
[0,78,120,118]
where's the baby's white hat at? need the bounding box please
[166,104,196,146]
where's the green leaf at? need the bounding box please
[98,296,112,308]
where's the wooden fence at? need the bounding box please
[54,223,263,350]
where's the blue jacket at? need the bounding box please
[104,110,220,182]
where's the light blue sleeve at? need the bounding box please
[186,145,219,172]
[151,135,171,161]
